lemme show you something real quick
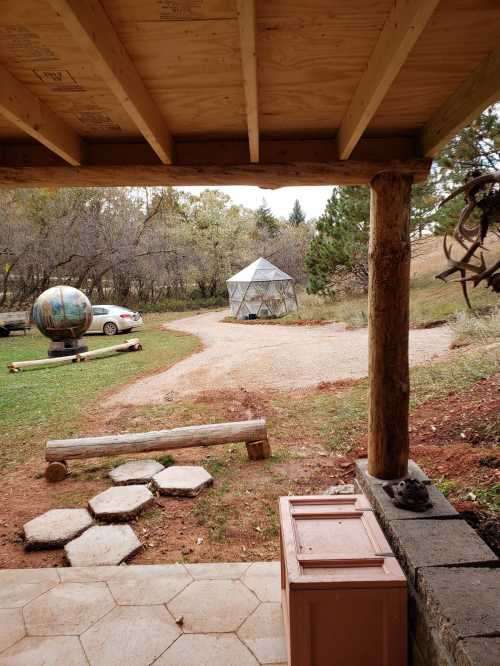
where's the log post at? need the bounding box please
[368,171,413,479]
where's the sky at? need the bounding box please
[176,185,334,220]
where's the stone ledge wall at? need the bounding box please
[355,459,499,666]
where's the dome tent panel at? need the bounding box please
[227,258,298,320]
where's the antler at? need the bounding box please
[436,171,500,307]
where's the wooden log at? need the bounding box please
[46,419,268,462]
[368,171,412,480]
[45,461,68,482]
[245,439,271,461]
[8,338,141,372]
[0,158,431,189]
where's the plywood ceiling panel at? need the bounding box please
[0,14,141,138]
[256,4,392,134]
[102,0,236,23]
[370,0,500,133]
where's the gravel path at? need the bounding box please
[106,310,453,407]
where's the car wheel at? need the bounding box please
[103,321,118,336]
[0,327,10,337]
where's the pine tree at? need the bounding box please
[289,199,306,226]
[255,198,279,238]
[432,105,500,234]
[305,186,370,295]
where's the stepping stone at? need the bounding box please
[23,509,94,550]
[65,525,142,566]
[109,459,164,485]
[89,485,154,521]
[152,466,213,497]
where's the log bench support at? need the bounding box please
[367,171,412,480]
[45,419,270,481]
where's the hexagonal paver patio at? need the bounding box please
[81,605,180,666]
[23,582,114,635]
[0,562,286,665]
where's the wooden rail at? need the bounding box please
[45,419,270,481]
[8,338,141,372]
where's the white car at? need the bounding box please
[88,305,144,336]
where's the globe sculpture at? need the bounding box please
[32,286,92,358]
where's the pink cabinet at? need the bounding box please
[279,495,407,666]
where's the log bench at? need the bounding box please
[45,418,270,481]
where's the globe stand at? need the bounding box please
[48,338,88,358]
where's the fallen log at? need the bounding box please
[8,338,142,372]
[45,419,270,480]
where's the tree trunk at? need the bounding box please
[367,171,412,480]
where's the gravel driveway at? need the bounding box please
[106,311,453,407]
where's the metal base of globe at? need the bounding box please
[48,339,88,358]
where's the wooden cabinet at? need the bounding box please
[279,495,406,666]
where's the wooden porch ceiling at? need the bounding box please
[0,0,499,188]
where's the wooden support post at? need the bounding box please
[245,439,271,461]
[368,171,413,480]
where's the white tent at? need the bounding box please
[227,258,298,320]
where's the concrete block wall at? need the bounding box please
[356,459,499,666]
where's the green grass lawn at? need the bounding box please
[0,312,200,469]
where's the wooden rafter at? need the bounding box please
[0,64,82,166]
[236,0,259,163]
[337,0,439,160]
[47,0,174,164]
[421,45,500,157]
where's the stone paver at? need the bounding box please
[58,566,123,583]
[109,459,164,485]
[0,569,59,585]
[167,579,259,633]
[65,525,142,567]
[153,466,213,497]
[23,509,93,550]
[23,582,114,636]
[242,562,281,603]
[186,562,250,580]
[88,485,154,522]
[0,609,25,652]
[81,605,180,666]
[238,603,287,665]
[0,581,57,609]
[325,484,355,495]
[155,634,259,666]
[387,518,498,584]
[0,636,88,666]
[107,564,191,605]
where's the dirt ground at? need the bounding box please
[1,372,498,569]
[106,310,453,407]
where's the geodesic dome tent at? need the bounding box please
[227,258,298,320]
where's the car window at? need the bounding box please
[92,307,107,315]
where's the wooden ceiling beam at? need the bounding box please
[420,45,500,157]
[48,0,174,164]
[236,0,259,163]
[0,159,431,189]
[0,64,82,166]
[337,0,440,160]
